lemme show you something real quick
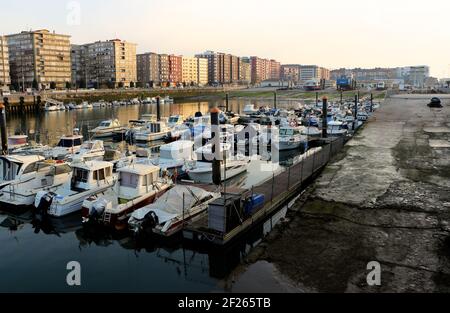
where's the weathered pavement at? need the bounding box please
[229,94,450,293]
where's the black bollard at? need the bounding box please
[274,92,277,109]
[322,97,328,138]
[316,92,319,107]
[370,93,374,112]
[0,103,8,155]
[156,96,161,121]
[211,107,221,185]
[225,93,229,112]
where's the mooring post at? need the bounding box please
[316,92,319,107]
[156,96,161,121]
[370,93,374,113]
[211,106,221,185]
[225,93,229,112]
[274,92,277,109]
[322,96,328,138]
[353,95,358,130]
[0,103,8,155]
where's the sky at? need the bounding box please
[1,0,449,77]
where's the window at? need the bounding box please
[120,172,138,188]
[105,167,112,178]
[55,164,71,175]
[73,168,89,183]
[23,162,38,174]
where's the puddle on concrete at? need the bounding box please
[429,140,450,148]
[229,261,304,293]
[424,127,450,133]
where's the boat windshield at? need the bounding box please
[168,117,180,123]
[58,138,82,147]
[73,168,89,184]
[0,159,22,181]
[280,129,295,136]
[99,121,111,127]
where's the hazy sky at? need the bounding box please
[1,0,449,77]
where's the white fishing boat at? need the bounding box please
[44,99,65,112]
[184,143,248,184]
[243,104,258,115]
[7,135,28,150]
[67,140,105,162]
[327,121,348,137]
[46,134,84,160]
[81,164,173,228]
[0,155,45,190]
[82,101,93,109]
[128,185,220,237]
[89,119,125,138]
[150,140,194,174]
[134,121,171,142]
[275,126,307,151]
[34,160,116,217]
[0,160,72,208]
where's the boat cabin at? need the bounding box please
[8,135,28,150]
[0,155,45,184]
[71,161,114,192]
[159,140,193,161]
[117,164,161,200]
[167,115,184,127]
[57,135,83,148]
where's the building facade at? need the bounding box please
[169,55,182,85]
[196,51,241,85]
[7,29,71,89]
[72,39,136,88]
[197,57,208,86]
[137,52,160,87]
[159,54,170,85]
[250,57,280,84]
[239,60,251,84]
[281,65,300,84]
[0,36,10,88]
[182,57,199,85]
[299,65,330,82]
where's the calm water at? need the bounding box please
[0,98,301,292]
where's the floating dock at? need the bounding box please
[183,137,345,245]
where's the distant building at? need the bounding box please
[281,64,300,84]
[239,60,251,84]
[332,66,430,88]
[197,57,208,86]
[159,54,170,85]
[0,36,10,88]
[250,57,280,84]
[182,57,199,85]
[71,44,87,88]
[7,29,71,89]
[137,52,160,87]
[196,51,241,85]
[169,55,182,85]
[72,39,137,88]
[299,65,330,82]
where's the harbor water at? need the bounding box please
[0,98,304,292]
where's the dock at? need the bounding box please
[183,137,345,245]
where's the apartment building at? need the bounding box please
[72,39,136,88]
[299,65,330,82]
[182,57,199,85]
[169,55,182,85]
[250,57,280,84]
[197,57,208,86]
[0,36,10,88]
[137,52,160,86]
[281,65,300,84]
[159,54,170,85]
[6,29,71,89]
[196,51,241,85]
[239,60,251,84]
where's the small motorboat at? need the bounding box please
[243,104,259,115]
[89,119,125,138]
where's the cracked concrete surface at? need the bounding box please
[232,94,450,293]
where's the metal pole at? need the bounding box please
[316,92,319,107]
[353,95,358,130]
[0,103,8,155]
[211,106,221,185]
[225,93,229,112]
[274,92,277,109]
[370,93,374,113]
[322,96,328,138]
[271,173,275,204]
